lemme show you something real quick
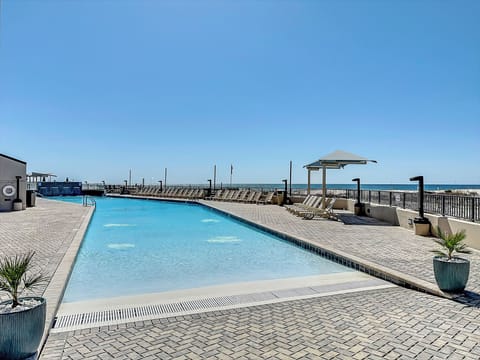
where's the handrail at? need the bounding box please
[82,195,96,207]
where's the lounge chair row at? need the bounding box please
[159,187,205,199]
[131,186,162,196]
[132,186,205,200]
[206,189,275,204]
[285,194,337,220]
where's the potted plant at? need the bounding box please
[432,227,471,293]
[0,251,48,360]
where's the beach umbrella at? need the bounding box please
[304,150,377,209]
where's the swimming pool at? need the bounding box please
[57,196,353,302]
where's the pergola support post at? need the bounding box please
[322,165,327,209]
[307,169,311,195]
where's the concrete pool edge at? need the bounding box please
[52,273,394,332]
[57,272,375,313]
[39,203,96,353]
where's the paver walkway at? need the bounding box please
[0,198,91,302]
[5,197,480,359]
[0,198,93,358]
[43,287,480,359]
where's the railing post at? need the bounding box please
[442,195,446,216]
[402,192,406,209]
[472,197,475,222]
[368,190,371,204]
[378,191,381,204]
[389,192,392,206]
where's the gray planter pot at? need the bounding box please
[433,256,470,293]
[0,297,46,360]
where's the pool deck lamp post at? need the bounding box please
[12,176,23,211]
[282,179,288,206]
[409,175,430,236]
[352,177,364,215]
[158,180,163,192]
[15,176,21,202]
[207,179,212,197]
[289,161,292,196]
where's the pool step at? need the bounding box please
[52,279,394,332]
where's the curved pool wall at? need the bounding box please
[52,196,354,302]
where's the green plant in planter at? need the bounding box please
[432,227,471,260]
[431,227,471,293]
[0,251,48,308]
[0,251,49,360]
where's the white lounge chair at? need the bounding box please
[302,198,337,220]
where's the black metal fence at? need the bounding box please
[344,189,480,222]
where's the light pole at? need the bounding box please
[289,161,292,196]
[207,179,212,197]
[410,176,425,219]
[164,168,167,189]
[158,180,163,192]
[15,176,21,202]
[213,165,216,191]
[409,175,430,235]
[352,177,364,215]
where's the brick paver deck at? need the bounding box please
[43,287,480,359]
[4,197,480,359]
[0,198,91,302]
[0,198,93,357]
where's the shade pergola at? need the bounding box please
[304,150,377,209]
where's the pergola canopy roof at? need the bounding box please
[304,150,377,208]
[304,150,377,170]
[29,172,57,177]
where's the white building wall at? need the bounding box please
[0,155,27,211]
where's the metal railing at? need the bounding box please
[343,189,480,222]
[82,195,96,207]
[81,183,105,191]
[26,182,37,191]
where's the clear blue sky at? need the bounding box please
[1,0,479,185]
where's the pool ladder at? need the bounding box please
[82,195,96,207]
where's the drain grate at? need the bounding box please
[54,294,262,331]
[53,280,394,332]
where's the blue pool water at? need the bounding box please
[56,196,353,302]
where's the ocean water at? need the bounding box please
[203,183,480,191]
[59,197,353,302]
